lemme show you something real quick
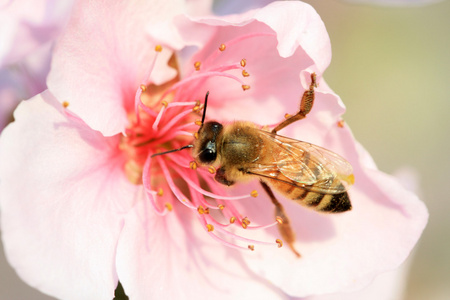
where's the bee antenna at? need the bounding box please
[151,144,194,158]
[201,91,209,126]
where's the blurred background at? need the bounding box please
[1,0,449,299]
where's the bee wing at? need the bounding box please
[247,130,354,194]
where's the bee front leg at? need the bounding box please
[215,166,235,186]
[272,73,317,134]
[260,181,301,257]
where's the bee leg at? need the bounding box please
[272,72,317,134]
[215,166,235,186]
[260,181,301,257]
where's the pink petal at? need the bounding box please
[47,0,190,136]
[0,0,72,67]
[115,200,289,299]
[0,91,137,299]
[305,258,411,300]
[148,2,331,126]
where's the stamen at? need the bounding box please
[189,161,198,170]
[218,204,225,210]
[248,245,255,251]
[142,153,168,215]
[245,220,280,230]
[208,166,216,174]
[240,59,246,67]
[133,46,162,122]
[62,101,69,108]
[157,72,247,106]
[230,217,236,224]
[156,156,196,209]
[219,44,226,51]
[198,206,206,214]
[194,61,201,71]
[206,224,214,232]
[172,165,254,201]
[337,119,345,128]
[242,85,250,91]
[241,217,251,229]
[157,188,164,196]
[165,203,173,211]
[276,239,283,248]
[242,70,250,77]
[250,190,258,197]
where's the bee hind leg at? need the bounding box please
[260,181,301,257]
[272,73,317,134]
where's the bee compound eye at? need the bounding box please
[199,148,217,164]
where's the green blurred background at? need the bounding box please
[1,0,449,299]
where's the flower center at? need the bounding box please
[120,35,284,253]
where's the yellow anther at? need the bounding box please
[218,204,225,210]
[345,174,355,185]
[230,216,236,224]
[208,166,216,174]
[250,190,258,198]
[195,120,203,126]
[194,61,201,71]
[157,188,164,196]
[193,132,199,140]
[276,239,283,248]
[206,224,214,232]
[161,100,168,107]
[248,245,255,251]
[242,217,251,227]
[204,207,210,214]
[242,223,248,229]
[219,44,226,51]
[197,206,205,214]
[240,59,246,67]
[62,101,69,108]
[337,119,345,128]
[189,161,198,170]
[155,45,162,52]
[242,85,250,91]
[242,70,250,77]
[193,105,200,112]
[140,84,147,92]
[276,216,284,224]
[165,203,173,211]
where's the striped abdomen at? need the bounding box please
[264,175,352,213]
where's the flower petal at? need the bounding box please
[115,200,290,299]
[47,0,189,136]
[0,91,137,299]
[148,2,331,126]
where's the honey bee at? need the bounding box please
[154,73,354,256]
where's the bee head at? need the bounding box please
[194,121,223,165]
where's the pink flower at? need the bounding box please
[0,1,427,300]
